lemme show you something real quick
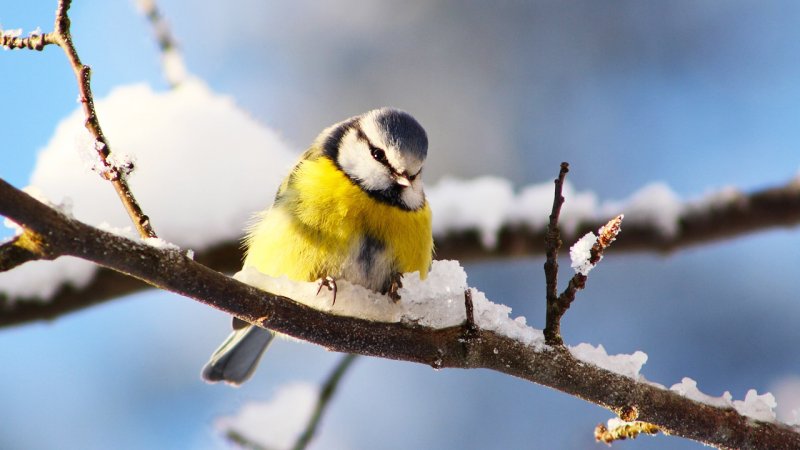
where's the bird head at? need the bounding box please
[326,108,428,210]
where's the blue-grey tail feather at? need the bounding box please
[202,325,274,386]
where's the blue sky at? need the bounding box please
[2,1,800,449]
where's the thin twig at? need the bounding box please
[138,0,179,54]
[3,0,157,239]
[543,162,569,345]
[225,431,274,450]
[292,354,358,450]
[0,29,55,50]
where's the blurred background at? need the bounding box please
[2,1,800,449]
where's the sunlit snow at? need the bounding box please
[216,382,317,449]
[569,232,597,276]
[670,377,779,423]
[568,342,648,380]
[235,260,547,351]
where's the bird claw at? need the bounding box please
[388,273,403,303]
[316,276,338,304]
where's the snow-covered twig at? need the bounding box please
[1,178,797,449]
[0,26,51,50]
[3,0,157,239]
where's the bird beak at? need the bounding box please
[395,174,411,187]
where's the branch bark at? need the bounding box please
[1,177,798,449]
[2,178,800,328]
[439,178,800,259]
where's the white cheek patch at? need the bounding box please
[337,131,393,190]
[401,178,425,210]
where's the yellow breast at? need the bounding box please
[243,154,433,287]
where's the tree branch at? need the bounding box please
[2,178,800,328]
[439,177,800,259]
[0,177,797,449]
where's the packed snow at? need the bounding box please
[733,389,778,422]
[235,259,547,351]
[568,343,648,380]
[569,232,597,276]
[670,377,734,408]
[771,376,800,426]
[670,377,781,423]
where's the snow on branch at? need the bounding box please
[433,176,800,260]
[0,178,798,449]
[2,174,800,327]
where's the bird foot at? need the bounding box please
[388,273,403,303]
[316,276,338,304]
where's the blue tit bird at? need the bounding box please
[202,108,433,385]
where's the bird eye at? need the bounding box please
[370,147,388,164]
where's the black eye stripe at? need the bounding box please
[356,127,391,167]
[354,125,421,183]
